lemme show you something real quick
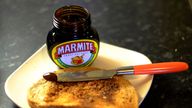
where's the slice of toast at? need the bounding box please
[28,76,138,108]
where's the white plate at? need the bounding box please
[5,42,153,108]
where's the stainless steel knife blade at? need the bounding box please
[56,69,117,82]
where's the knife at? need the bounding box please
[43,62,189,82]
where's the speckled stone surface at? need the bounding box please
[0,0,192,108]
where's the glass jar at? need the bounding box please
[46,5,100,68]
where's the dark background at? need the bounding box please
[0,0,192,108]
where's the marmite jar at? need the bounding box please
[47,5,100,68]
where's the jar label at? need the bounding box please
[51,39,99,68]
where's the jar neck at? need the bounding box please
[53,5,91,33]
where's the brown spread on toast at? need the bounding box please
[28,76,138,108]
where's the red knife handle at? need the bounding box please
[134,62,189,75]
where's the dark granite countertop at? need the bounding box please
[0,0,191,108]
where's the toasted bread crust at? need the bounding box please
[28,76,138,108]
